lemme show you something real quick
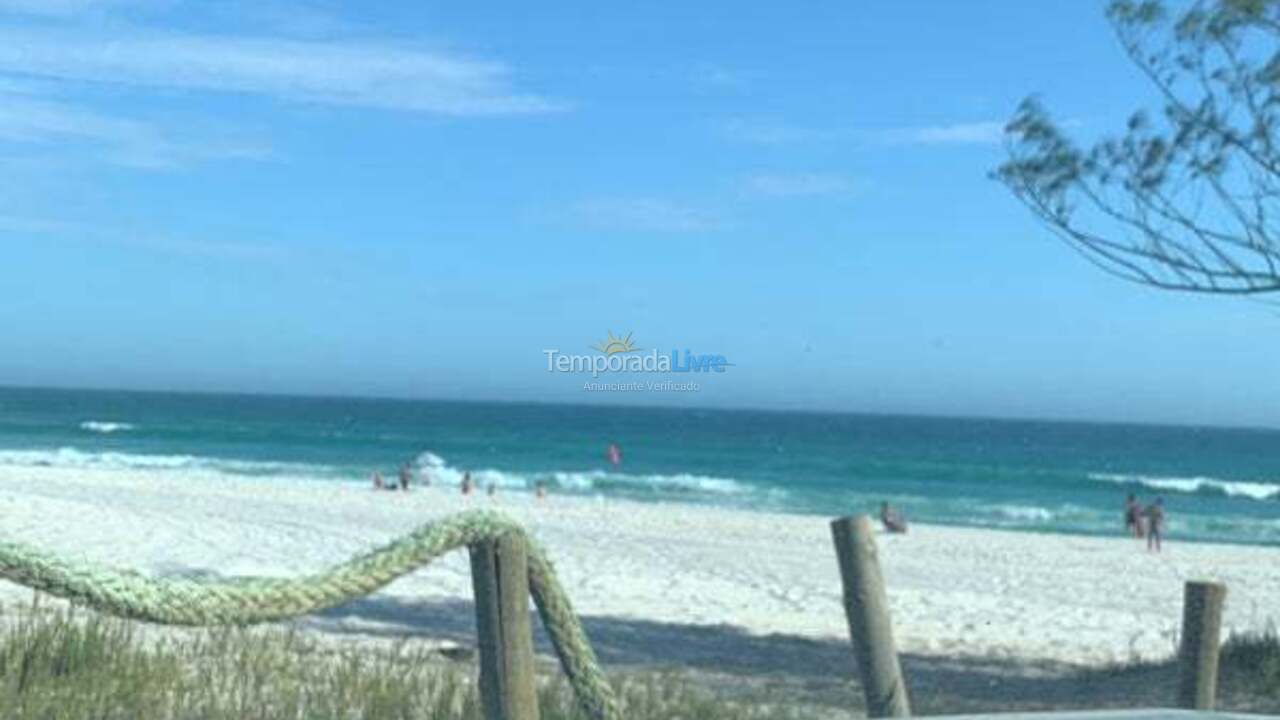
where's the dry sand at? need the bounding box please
[1,464,1277,667]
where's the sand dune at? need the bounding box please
[1,464,1277,666]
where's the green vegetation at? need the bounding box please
[1,602,1276,719]
[0,606,803,720]
[997,0,1280,295]
[1222,628,1280,700]
[1067,627,1280,714]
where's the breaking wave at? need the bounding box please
[0,447,335,477]
[413,451,748,497]
[0,446,750,500]
[1088,472,1280,501]
[993,504,1056,522]
[80,421,135,434]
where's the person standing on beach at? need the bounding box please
[461,471,474,495]
[372,471,384,490]
[1145,497,1165,552]
[1124,494,1145,538]
[398,463,412,491]
[880,502,908,534]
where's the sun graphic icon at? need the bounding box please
[592,331,640,355]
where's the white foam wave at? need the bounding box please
[414,451,447,470]
[550,469,745,495]
[413,451,747,496]
[993,504,1055,522]
[1089,472,1280,501]
[0,446,752,498]
[0,447,331,477]
[80,421,135,434]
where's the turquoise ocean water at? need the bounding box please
[0,386,1277,546]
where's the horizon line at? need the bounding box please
[1,381,1277,435]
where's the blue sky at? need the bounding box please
[1,1,1277,427]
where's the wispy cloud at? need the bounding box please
[723,118,1007,147]
[0,26,566,116]
[722,119,828,145]
[0,0,149,17]
[122,237,287,261]
[881,121,1006,146]
[569,198,720,234]
[0,212,285,261]
[0,90,269,169]
[743,173,857,197]
[693,64,750,91]
[0,214,77,234]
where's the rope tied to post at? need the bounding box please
[0,510,619,720]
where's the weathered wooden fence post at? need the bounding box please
[1177,579,1227,710]
[470,533,540,720]
[831,515,911,718]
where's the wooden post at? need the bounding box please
[831,515,911,718]
[1177,580,1227,710]
[470,534,540,720]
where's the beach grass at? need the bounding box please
[1222,628,1280,700]
[1,602,1277,719]
[0,605,808,720]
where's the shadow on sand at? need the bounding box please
[307,595,1182,715]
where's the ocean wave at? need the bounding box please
[0,446,751,500]
[413,451,748,496]
[79,421,135,434]
[1088,472,1280,501]
[553,469,745,495]
[0,447,335,477]
[993,504,1055,522]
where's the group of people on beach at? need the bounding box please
[876,496,1167,549]
[370,463,419,492]
[1124,493,1166,551]
[371,464,548,500]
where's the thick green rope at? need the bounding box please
[0,510,618,720]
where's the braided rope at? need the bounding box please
[0,510,618,720]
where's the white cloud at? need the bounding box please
[0,91,268,169]
[570,198,720,233]
[0,26,566,116]
[744,173,856,197]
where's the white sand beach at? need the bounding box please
[1,464,1277,667]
